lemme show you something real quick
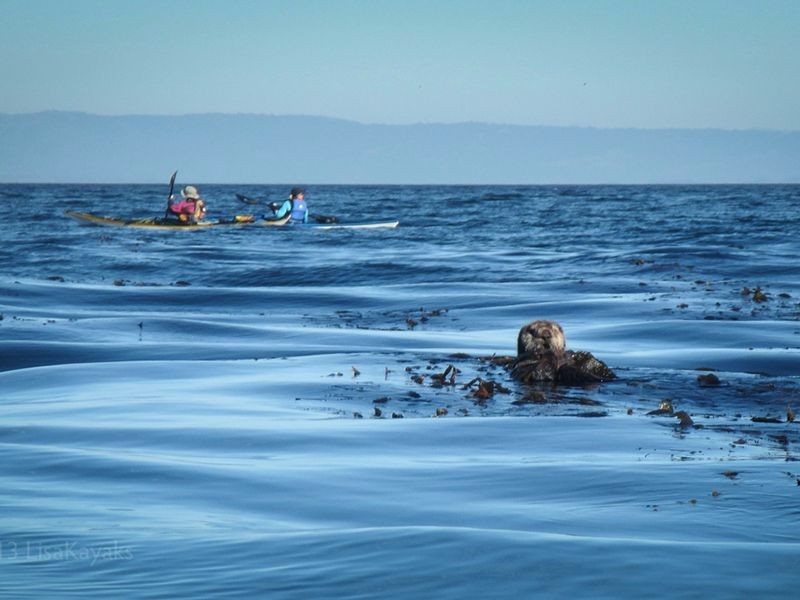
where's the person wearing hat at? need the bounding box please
[168,185,207,223]
[268,187,309,223]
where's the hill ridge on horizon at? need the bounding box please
[6,109,799,135]
[2,111,799,184]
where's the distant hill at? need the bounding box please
[1,111,798,184]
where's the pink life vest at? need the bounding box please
[169,199,197,215]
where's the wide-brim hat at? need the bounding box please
[181,185,200,200]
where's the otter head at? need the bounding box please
[516,320,566,358]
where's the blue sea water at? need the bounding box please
[1,184,799,598]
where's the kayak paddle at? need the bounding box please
[235,193,261,206]
[236,193,282,211]
[165,170,177,218]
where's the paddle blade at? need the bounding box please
[235,193,261,205]
[168,170,177,199]
[312,214,340,224]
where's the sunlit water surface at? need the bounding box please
[1,184,799,597]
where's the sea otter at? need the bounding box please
[510,320,616,385]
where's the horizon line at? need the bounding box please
[3,181,799,186]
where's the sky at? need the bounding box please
[1,0,799,130]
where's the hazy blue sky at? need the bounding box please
[1,0,798,130]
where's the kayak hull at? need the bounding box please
[66,211,399,230]
[65,211,290,229]
[308,221,399,230]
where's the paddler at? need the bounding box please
[268,187,309,223]
[168,185,207,223]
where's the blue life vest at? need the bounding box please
[290,198,308,222]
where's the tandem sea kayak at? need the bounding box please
[65,211,399,230]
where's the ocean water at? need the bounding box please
[1,183,799,598]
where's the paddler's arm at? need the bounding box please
[272,200,292,219]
